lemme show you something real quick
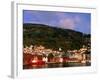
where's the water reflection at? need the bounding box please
[23,62,91,69]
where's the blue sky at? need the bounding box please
[23,10,91,34]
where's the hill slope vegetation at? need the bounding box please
[23,23,90,51]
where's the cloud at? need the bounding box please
[59,18,75,29]
[55,13,81,30]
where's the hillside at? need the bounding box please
[23,23,90,51]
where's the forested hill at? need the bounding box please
[23,23,90,51]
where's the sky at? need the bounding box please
[23,10,91,34]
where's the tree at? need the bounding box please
[48,53,54,62]
[48,53,54,59]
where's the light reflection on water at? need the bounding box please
[23,62,91,69]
